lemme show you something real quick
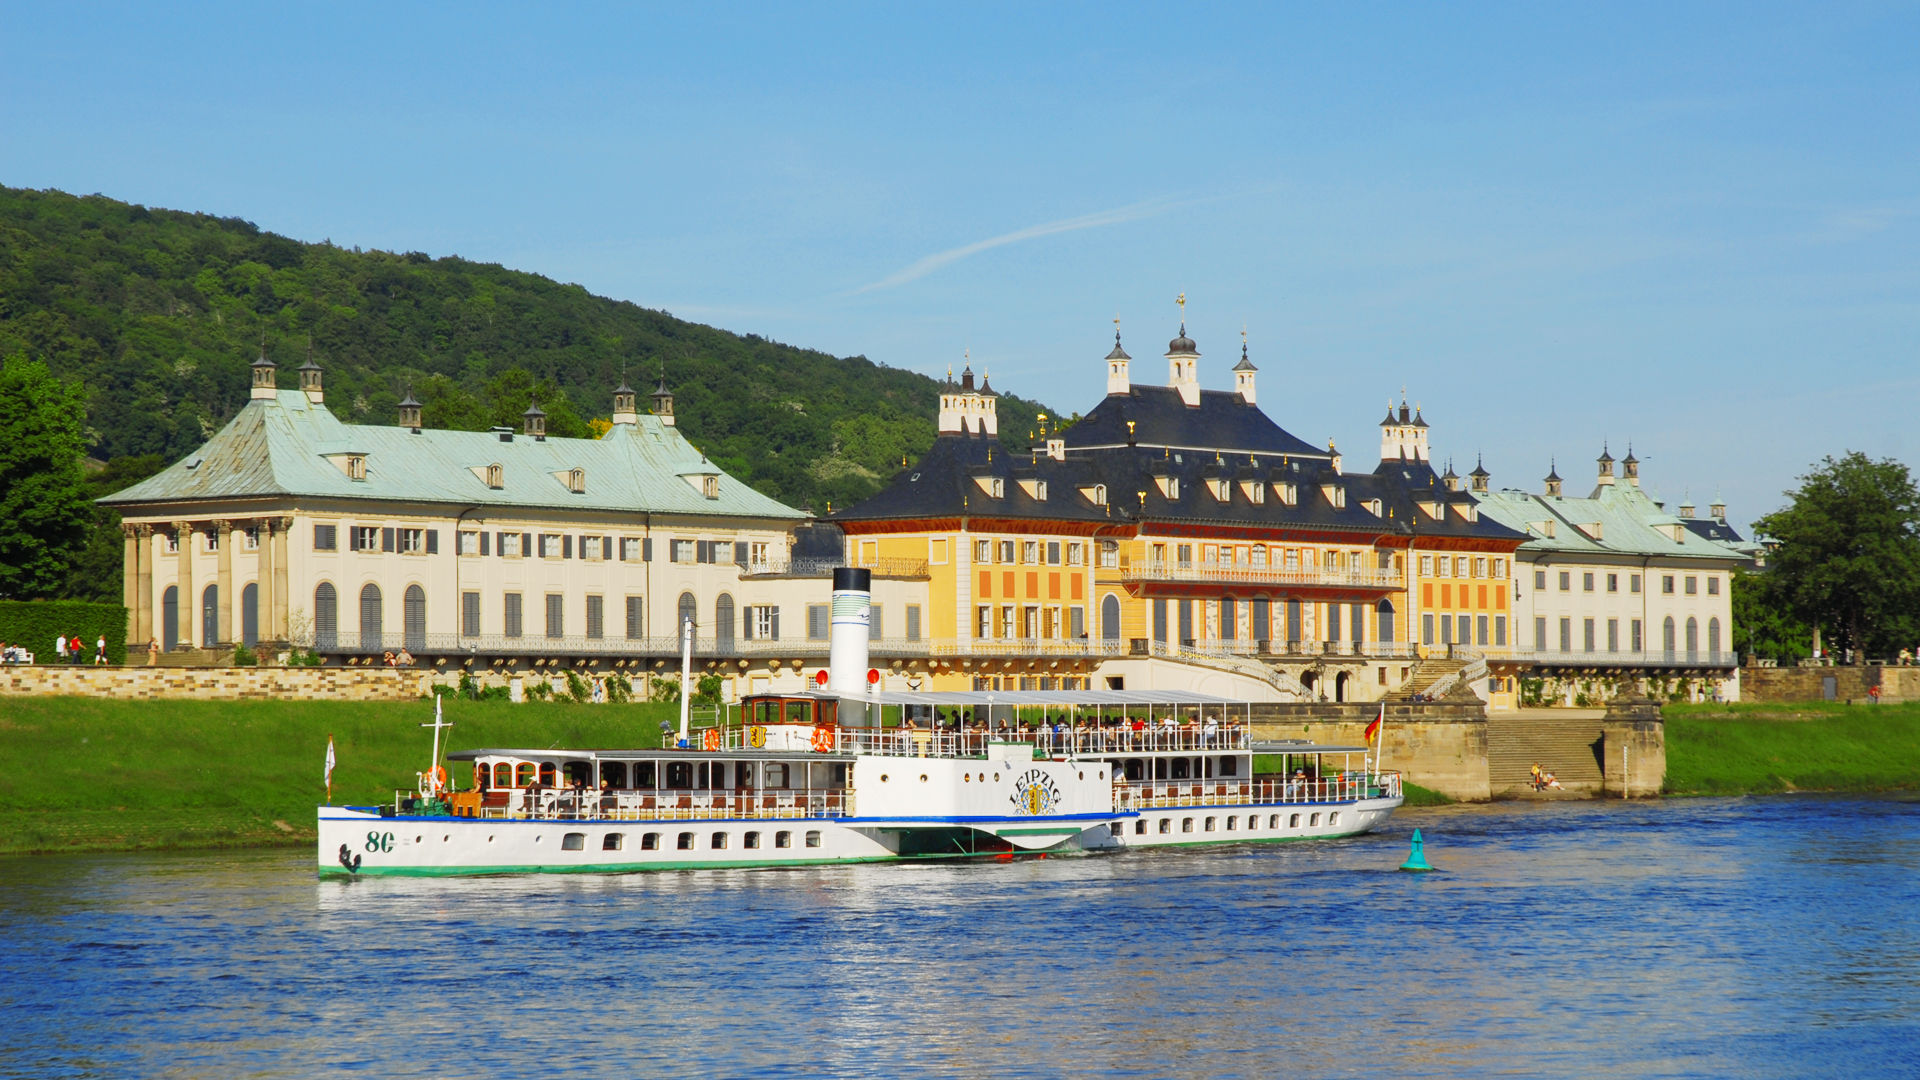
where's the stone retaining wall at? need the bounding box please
[1741,664,1920,704]
[1249,700,1491,802]
[0,665,432,701]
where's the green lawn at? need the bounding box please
[0,695,684,854]
[1663,701,1920,795]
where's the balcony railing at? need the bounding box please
[741,556,929,579]
[1121,563,1401,590]
[1129,639,1418,661]
[1509,649,1739,670]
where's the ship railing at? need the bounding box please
[716,724,1253,757]
[1110,772,1400,810]
[444,788,857,821]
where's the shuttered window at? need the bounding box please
[462,592,480,637]
[504,593,523,638]
[586,595,604,639]
[546,593,564,639]
[626,596,644,640]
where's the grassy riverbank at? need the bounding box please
[0,696,683,854]
[1663,701,1920,795]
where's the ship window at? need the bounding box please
[642,833,659,850]
[1182,818,1194,833]
[1158,819,1171,834]
[562,833,585,851]
[744,831,761,849]
[776,831,792,848]
[1204,817,1216,832]
[1310,813,1322,826]
[1290,814,1301,828]
[677,832,694,850]
[711,832,727,850]
[603,834,624,851]
[1226,816,1237,831]
[804,831,822,848]
[492,763,512,787]
[1134,820,1147,835]
[1269,815,1280,829]
[515,763,536,787]
[1329,812,1340,826]
[538,763,556,787]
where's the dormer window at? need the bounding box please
[568,468,586,495]
[346,454,367,482]
[702,475,720,499]
[1274,482,1297,506]
[1321,483,1346,509]
[1366,498,1383,516]
[1245,482,1265,505]
[486,464,503,489]
[1085,483,1108,506]
[1155,475,1180,500]
[1034,480,1047,501]
[1212,479,1231,501]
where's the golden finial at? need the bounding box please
[1241,323,1247,346]
[1176,293,1186,326]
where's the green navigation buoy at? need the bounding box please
[1400,828,1435,872]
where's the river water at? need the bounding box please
[1,796,1915,1079]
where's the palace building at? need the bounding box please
[100,352,932,695]
[830,314,1529,702]
[1469,447,1748,703]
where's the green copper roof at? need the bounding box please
[1471,481,1744,562]
[101,390,804,521]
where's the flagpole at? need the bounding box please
[325,733,335,805]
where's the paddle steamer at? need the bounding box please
[317,570,1401,878]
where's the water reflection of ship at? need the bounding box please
[316,568,1401,878]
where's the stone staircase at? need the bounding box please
[1385,659,1470,701]
[1485,709,1606,797]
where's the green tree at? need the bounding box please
[0,354,92,599]
[1728,568,1808,665]
[63,454,169,604]
[1752,452,1920,658]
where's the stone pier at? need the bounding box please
[1601,690,1667,798]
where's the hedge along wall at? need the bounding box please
[0,601,130,664]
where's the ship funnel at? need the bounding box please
[827,567,873,713]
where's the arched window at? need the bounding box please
[1685,617,1699,659]
[1334,670,1350,703]
[568,467,585,494]
[1377,599,1397,643]
[515,763,536,787]
[1708,617,1722,657]
[161,586,179,651]
[241,583,259,647]
[314,582,337,651]
[493,762,512,788]
[404,584,426,650]
[1101,594,1121,641]
[1092,484,1107,506]
[485,463,503,489]
[1663,616,1676,656]
[360,583,383,651]
[538,762,557,786]
[201,584,219,647]
[677,592,697,636]
[715,593,735,651]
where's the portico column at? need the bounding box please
[271,516,293,643]
[256,518,276,646]
[172,521,196,648]
[123,524,145,645]
[214,519,234,647]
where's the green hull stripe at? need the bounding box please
[317,854,906,878]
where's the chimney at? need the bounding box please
[650,377,675,427]
[250,348,277,401]
[611,380,638,426]
[523,400,546,440]
[397,391,422,433]
[299,356,324,405]
[827,567,874,714]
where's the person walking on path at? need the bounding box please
[70,635,84,664]
[54,634,68,664]
[94,636,107,665]
[146,637,158,665]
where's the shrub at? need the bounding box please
[605,672,632,703]
[564,669,591,703]
[649,676,680,703]
[231,643,257,667]
[0,600,128,664]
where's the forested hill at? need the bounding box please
[0,185,1052,511]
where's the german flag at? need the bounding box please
[1363,704,1383,745]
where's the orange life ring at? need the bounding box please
[426,765,447,791]
[702,728,721,751]
[811,726,835,753]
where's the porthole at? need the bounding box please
[920,775,928,783]
[1310,813,1321,827]
[1226,816,1237,831]
[442,835,449,842]
[1158,818,1171,834]
[1289,814,1300,828]
[1182,818,1194,833]
[1329,812,1340,826]
[1269,814,1280,829]
[880,774,889,783]
[533,835,542,844]
[1078,772,1085,780]
[993,773,1000,782]
[488,835,495,843]
[414,835,422,844]
[1204,817,1216,832]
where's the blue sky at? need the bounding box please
[5,2,1917,527]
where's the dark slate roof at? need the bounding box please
[833,424,1526,548]
[1681,517,1746,545]
[1066,385,1328,459]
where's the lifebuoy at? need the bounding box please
[425,765,447,792]
[748,725,767,749]
[811,726,836,753]
[702,728,722,752]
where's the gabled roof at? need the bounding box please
[101,390,804,521]
[1471,481,1747,562]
